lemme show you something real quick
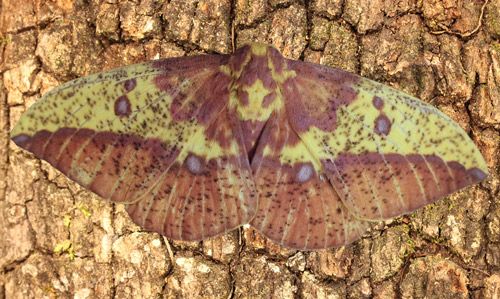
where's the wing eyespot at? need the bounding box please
[295,163,314,183]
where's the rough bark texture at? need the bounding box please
[1,0,499,298]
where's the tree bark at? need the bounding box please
[1,0,499,298]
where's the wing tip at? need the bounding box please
[467,166,488,184]
[11,133,32,150]
[468,146,489,184]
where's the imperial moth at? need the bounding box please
[11,43,488,250]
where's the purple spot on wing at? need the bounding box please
[115,95,131,117]
[124,78,137,92]
[186,154,204,175]
[372,96,384,110]
[296,163,314,183]
[374,114,391,136]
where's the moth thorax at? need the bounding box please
[230,45,285,123]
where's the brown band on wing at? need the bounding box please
[94,136,180,202]
[14,128,181,203]
[322,152,487,220]
[41,128,77,166]
[14,124,257,241]
[25,130,53,158]
[55,129,95,175]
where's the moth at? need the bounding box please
[11,43,488,250]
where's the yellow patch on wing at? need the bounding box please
[292,78,487,173]
[11,62,234,164]
[263,141,321,171]
[188,129,240,160]
[281,57,489,226]
[12,63,155,135]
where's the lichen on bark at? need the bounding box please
[1,0,499,298]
